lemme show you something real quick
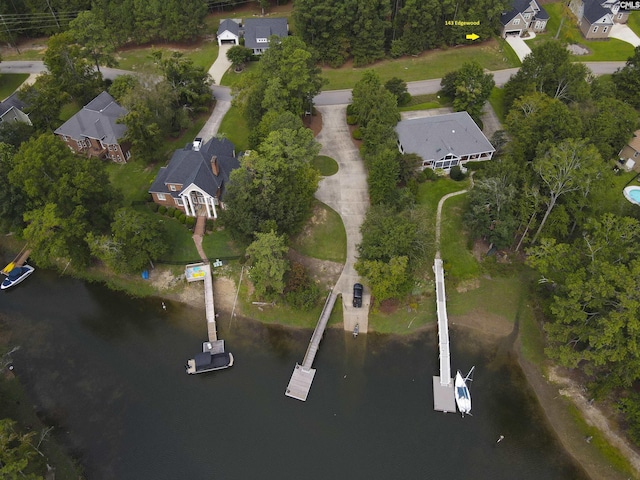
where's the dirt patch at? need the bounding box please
[287,249,342,290]
[378,298,400,314]
[305,111,323,137]
[449,309,513,337]
[472,239,491,262]
[455,278,480,293]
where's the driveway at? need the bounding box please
[208,44,232,85]
[314,105,370,333]
[505,35,532,62]
[610,24,640,47]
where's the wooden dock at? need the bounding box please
[433,256,455,412]
[285,290,337,401]
[203,264,217,342]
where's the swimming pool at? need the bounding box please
[623,186,640,205]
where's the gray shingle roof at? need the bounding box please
[218,18,239,37]
[395,112,495,162]
[0,92,28,119]
[500,0,548,25]
[243,17,288,50]
[583,0,612,24]
[54,91,127,145]
[149,137,239,200]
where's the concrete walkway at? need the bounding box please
[314,105,370,333]
[208,44,233,85]
[610,23,640,47]
[505,35,532,62]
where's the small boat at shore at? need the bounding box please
[186,341,233,374]
[1,265,35,290]
[455,366,475,417]
[353,323,359,338]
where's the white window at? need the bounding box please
[513,19,520,25]
[157,193,166,201]
[524,13,530,20]
[169,184,176,191]
[592,26,598,33]
[257,37,268,43]
[175,198,183,206]
[618,13,624,19]
[116,155,121,161]
[634,151,639,158]
[603,26,608,33]
[125,150,131,159]
[108,145,113,151]
[535,21,543,29]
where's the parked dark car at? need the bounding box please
[353,283,363,308]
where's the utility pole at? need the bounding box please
[0,14,20,54]
[45,0,60,29]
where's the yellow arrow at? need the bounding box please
[466,33,480,41]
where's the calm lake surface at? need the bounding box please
[1,266,587,480]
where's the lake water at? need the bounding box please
[1,266,587,479]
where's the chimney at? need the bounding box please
[211,155,219,176]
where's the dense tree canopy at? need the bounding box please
[68,10,117,73]
[440,61,495,122]
[527,214,640,393]
[0,418,43,480]
[612,45,640,109]
[246,230,290,299]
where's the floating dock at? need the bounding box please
[285,290,336,401]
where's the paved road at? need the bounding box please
[314,105,370,333]
[1,61,625,106]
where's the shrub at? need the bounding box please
[158,205,167,215]
[346,104,356,116]
[206,219,215,232]
[418,168,438,182]
[450,165,465,181]
[173,208,182,219]
[398,92,411,106]
[167,207,176,218]
[284,263,321,310]
[149,202,159,212]
[346,115,358,125]
[186,217,196,228]
[179,213,187,223]
[352,128,363,140]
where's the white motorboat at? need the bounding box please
[455,366,475,416]
[1,265,35,290]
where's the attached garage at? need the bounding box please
[504,30,522,36]
[217,19,240,46]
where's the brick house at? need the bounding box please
[55,91,131,163]
[148,137,240,219]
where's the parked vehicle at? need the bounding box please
[353,283,363,308]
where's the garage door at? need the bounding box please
[505,30,522,37]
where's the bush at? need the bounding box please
[186,217,196,228]
[206,219,215,232]
[284,263,321,310]
[173,208,182,219]
[346,115,358,125]
[158,205,167,215]
[149,202,159,212]
[418,168,438,182]
[346,104,356,116]
[398,92,411,107]
[179,213,187,223]
[352,128,363,140]
[167,207,176,218]
[450,165,465,181]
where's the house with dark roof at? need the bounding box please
[0,92,32,126]
[217,18,240,46]
[54,91,130,163]
[618,130,640,172]
[568,0,629,39]
[243,18,288,55]
[500,0,549,37]
[148,137,240,219]
[395,112,495,172]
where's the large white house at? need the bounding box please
[395,112,495,172]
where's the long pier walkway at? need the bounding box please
[432,187,469,413]
[203,264,217,342]
[285,290,338,401]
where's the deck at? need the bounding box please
[285,290,337,401]
[433,256,455,412]
[203,264,217,342]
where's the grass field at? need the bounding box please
[312,155,339,176]
[399,93,451,112]
[115,40,219,72]
[488,87,506,123]
[290,201,346,263]
[0,74,29,100]
[218,105,249,151]
[525,3,636,61]
[320,39,520,90]
[106,161,159,205]
[202,228,242,259]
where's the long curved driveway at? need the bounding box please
[314,105,370,333]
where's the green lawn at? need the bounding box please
[440,195,480,281]
[628,12,640,37]
[488,87,506,123]
[106,161,160,205]
[158,214,200,262]
[525,2,636,61]
[320,39,520,90]
[220,61,259,88]
[59,100,81,122]
[368,298,437,334]
[312,155,339,176]
[416,177,472,213]
[290,201,346,263]
[0,48,44,61]
[0,74,29,100]
[115,40,219,72]
[218,105,249,151]
[399,93,451,112]
[202,228,242,259]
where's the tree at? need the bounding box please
[68,10,118,73]
[530,139,602,244]
[108,74,140,103]
[366,148,400,205]
[226,45,253,71]
[385,77,410,106]
[351,70,399,128]
[356,256,411,305]
[612,45,640,108]
[0,143,26,229]
[527,214,640,392]
[18,74,70,132]
[152,51,213,110]
[349,0,390,66]
[222,126,321,241]
[88,207,167,273]
[246,230,289,298]
[581,98,638,161]
[43,31,103,104]
[0,419,43,480]
[503,40,590,110]
[440,61,495,122]
[505,92,582,162]
[0,121,34,148]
